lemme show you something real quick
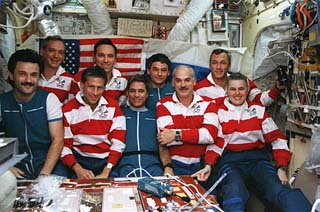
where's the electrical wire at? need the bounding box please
[232,0,243,6]
[311,199,320,212]
[265,50,311,67]
[300,2,308,32]
[188,173,227,212]
[125,167,152,179]
[166,174,224,212]
[294,0,318,35]
[177,200,192,212]
[121,168,224,211]
[13,2,33,17]
[0,1,35,29]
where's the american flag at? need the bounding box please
[42,37,145,78]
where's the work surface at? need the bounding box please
[15,175,220,212]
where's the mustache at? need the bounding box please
[21,82,35,86]
[179,87,188,90]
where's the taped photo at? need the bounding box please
[163,0,179,7]
[132,0,150,10]
[212,10,226,32]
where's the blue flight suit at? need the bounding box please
[0,90,67,179]
[146,82,174,110]
[214,149,312,212]
[112,106,163,177]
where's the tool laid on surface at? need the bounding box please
[138,177,191,205]
[138,177,173,198]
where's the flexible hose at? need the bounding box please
[311,199,320,212]
[168,0,213,41]
[81,0,113,35]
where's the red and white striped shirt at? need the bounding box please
[74,68,127,105]
[61,92,126,168]
[195,74,280,106]
[38,66,79,103]
[156,92,224,165]
[210,97,291,167]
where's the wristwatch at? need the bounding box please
[175,131,181,142]
[163,163,173,169]
[106,163,113,169]
[278,166,287,172]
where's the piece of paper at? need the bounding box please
[102,187,138,212]
[117,18,153,38]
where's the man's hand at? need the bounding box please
[163,167,174,177]
[275,76,286,91]
[73,163,95,179]
[277,168,288,184]
[95,167,111,179]
[9,167,26,178]
[157,128,176,145]
[191,164,212,182]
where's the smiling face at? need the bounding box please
[94,44,116,75]
[147,61,170,88]
[80,76,105,110]
[40,40,65,71]
[127,81,148,108]
[227,79,249,106]
[210,52,230,81]
[172,66,196,101]
[9,61,40,102]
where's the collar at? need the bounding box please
[207,74,218,86]
[147,76,170,89]
[172,91,203,108]
[41,66,65,81]
[224,97,248,111]
[106,68,122,86]
[112,68,121,78]
[129,105,148,112]
[207,72,231,87]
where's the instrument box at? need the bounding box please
[0,137,18,165]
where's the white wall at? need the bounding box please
[242,0,291,55]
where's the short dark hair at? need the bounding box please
[146,53,171,70]
[127,74,149,92]
[210,48,231,64]
[227,72,249,90]
[41,35,65,50]
[94,38,117,56]
[81,65,107,85]
[8,49,44,75]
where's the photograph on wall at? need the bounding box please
[228,23,241,47]
[132,0,151,10]
[211,10,226,32]
[212,0,228,10]
[104,0,119,10]
[163,0,179,7]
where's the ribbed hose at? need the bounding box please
[168,0,213,41]
[81,0,113,35]
[35,0,61,36]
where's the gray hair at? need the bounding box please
[172,65,195,79]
